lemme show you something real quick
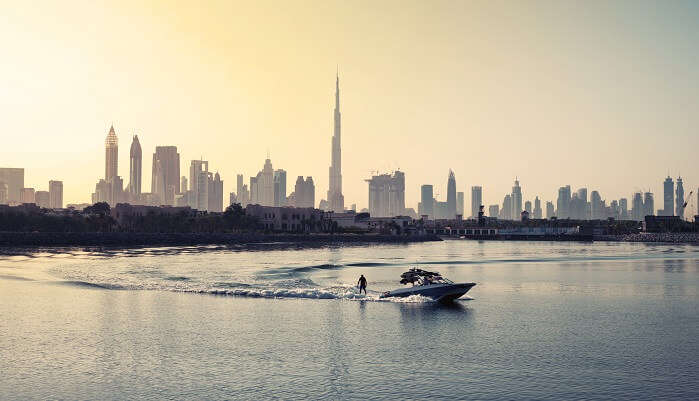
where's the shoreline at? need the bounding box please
[0,231,442,248]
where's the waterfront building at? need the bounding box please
[533,196,542,219]
[152,146,180,205]
[327,74,344,212]
[662,176,674,216]
[420,185,434,219]
[49,180,63,209]
[0,168,24,204]
[511,178,522,220]
[457,192,464,217]
[366,171,405,217]
[447,170,456,218]
[471,186,482,219]
[105,125,118,182]
[488,204,499,218]
[129,135,142,196]
[676,176,685,218]
[546,201,555,219]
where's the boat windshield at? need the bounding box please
[399,268,454,286]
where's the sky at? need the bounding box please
[1,0,698,214]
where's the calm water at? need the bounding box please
[1,240,698,400]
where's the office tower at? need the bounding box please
[236,174,244,199]
[105,125,118,181]
[557,185,571,219]
[21,188,35,204]
[533,196,542,219]
[420,185,434,219]
[189,160,209,210]
[181,176,188,193]
[49,180,63,209]
[208,172,223,212]
[273,169,287,207]
[501,194,512,220]
[631,192,644,221]
[662,176,674,216]
[294,176,315,208]
[676,176,685,218]
[471,186,482,218]
[524,200,532,213]
[0,168,24,204]
[643,192,654,218]
[35,191,50,208]
[511,178,522,220]
[366,171,405,217]
[590,191,602,220]
[489,204,499,218]
[129,135,142,196]
[229,192,238,206]
[327,74,344,212]
[546,201,555,219]
[260,158,274,206]
[152,146,180,205]
[457,192,464,217]
[447,170,456,218]
[610,200,620,220]
[619,198,628,219]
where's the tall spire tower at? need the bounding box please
[327,73,344,212]
[105,125,118,182]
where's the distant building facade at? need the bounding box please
[0,168,24,204]
[366,171,405,217]
[471,186,482,219]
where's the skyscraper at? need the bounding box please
[489,204,499,218]
[546,201,555,219]
[208,172,223,212]
[129,135,142,196]
[662,176,674,216]
[557,186,571,219]
[524,200,532,213]
[105,125,118,182]
[676,176,685,218]
[457,192,464,217]
[189,160,209,210]
[366,171,405,217]
[643,192,654,218]
[273,169,287,206]
[501,194,512,220]
[533,196,542,219]
[152,146,180,205]
[619,198,628,220]
[0,168,24,204]
[327,74,344,212]
[420,185,434,219]
[511,178,522,220]
[471,186,482,219]
[49,180,63,209]
[293,176,315,208]
[631,192,644,221]
[447,170,456,218]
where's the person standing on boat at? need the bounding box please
[357,274,367,295]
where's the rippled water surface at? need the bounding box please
[1,240,698,400]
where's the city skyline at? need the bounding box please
[1,1,698,211]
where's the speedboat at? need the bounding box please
[379,267,475,303]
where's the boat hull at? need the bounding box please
[379,282,476,303]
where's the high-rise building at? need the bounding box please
[208,172,223,212]
[643,192,654,218]
[0,168,24,204]
[546,201,555,219]
[366,171,405,217]
[35,191,50,208]
[420,185,434,219]
[456,192,464,217]
[619,198,628,220]
[676,176,685,218]
[533,196,542,219]
[152,146,180,205]
[557,185,571,219]
[662,176,674,216]
[189,160,209,210]
[489,204,499,218]
[274,169,287,207]
[447,170,456,218]
[21,188,35,204]
[105,125,118,182]
[0,183,8,205]
[471,186,482,219]
[501,194,512,220]
[511,178,522,220]
[590,191,603,220]
[631,192,644,221]
[327,74,344,212]
[181,176,188,193]
[129,135,142,196]
[293,176,315,208]
[524,200,532,213]
[49,180,63,209]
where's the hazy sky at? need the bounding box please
[1,0,698,213]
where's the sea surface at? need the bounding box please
[1,240,698,400]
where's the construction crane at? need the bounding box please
[682,190,694,220]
